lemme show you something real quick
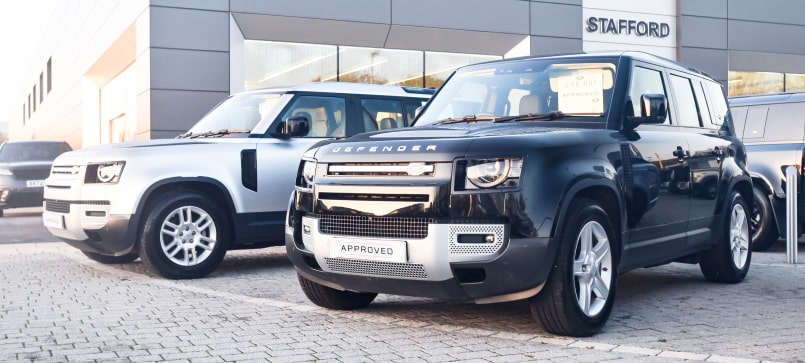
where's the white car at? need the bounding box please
[43,83,432,279]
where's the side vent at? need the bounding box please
[241,149,257,191]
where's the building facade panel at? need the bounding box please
[392,0,530,35]
[150,6,229,51]
[232,13,390,48]
[679,0,726,18]
[150,0,228,11]
[679,48,729,83]
[530,2,582,38]
[230,0,390,24]
[149,48,229,92]
[148,89,229,136]
[385,25,524,55]
[530,36,582,56]
[727,0,805,25]
[728,20,805,55]
[679,16,727,49]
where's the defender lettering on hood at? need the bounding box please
[330,144,437,153]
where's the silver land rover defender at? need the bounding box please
[43,83,431,279]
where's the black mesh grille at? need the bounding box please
[324,257,428,279]
[315,214,433,239]
[12,168,50,180]
[45,199,70,213]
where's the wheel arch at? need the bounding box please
[132,177,237,247]
[552,179,623,262]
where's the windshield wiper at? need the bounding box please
[432,115,499,125]
[493,111,605,123]
[177,129,251,139]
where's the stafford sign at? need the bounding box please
[586,17,671,38]
[582,7,676,56]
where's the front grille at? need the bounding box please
[12,169,50,180]
[45,199,70,213]
[51,165,81,176]
[324,257,428,279]
[327,162,435,177]
[44,199,110,214]
[315,214,433,239]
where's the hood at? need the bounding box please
[0,160,54,170]
[311,122,600,162]
[52,138,242,165]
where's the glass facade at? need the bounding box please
[728,71,805,96]
[244,41,500,90]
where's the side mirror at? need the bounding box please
[624,93,667,130]
[272,116,310,139]
[640,93,667,124]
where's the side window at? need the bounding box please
[403,100,425,126]
[360,99,405,132]
[693,81,714,128]
[280,96,346,138]
[703,82,729,126]
[669,75,701,127]
[730,106,748,139]
[628,66,670,125]
[742,107,769,139]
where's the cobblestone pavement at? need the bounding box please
[1,242,803,362]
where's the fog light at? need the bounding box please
[457,234,497,244]
[303,225,311,235]
[0,190,8,203]
[484,234,495,243]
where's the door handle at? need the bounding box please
[673,146,689,162]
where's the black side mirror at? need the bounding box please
[625,93,667,130]
[640,94,667,124]
[272,116,310,139]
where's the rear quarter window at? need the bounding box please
[759,102,805,142]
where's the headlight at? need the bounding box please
[297,159,317,189]
[85,161,125,184]
[0,168,11,176]
[465,158,522,189]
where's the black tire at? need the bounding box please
[298,273,377,310]
[530,198,617,337]
[0,208,4,217]
[82,250,139,264]
[750,187,778,251]
[138,191,228,279]
[700,190,752,283]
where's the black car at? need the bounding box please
[0,140,72,217]
[285,52,753,336]
[729,92,805,251]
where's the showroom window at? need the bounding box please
[729,71,805,96]
[243,41,500,90]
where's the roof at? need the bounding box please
[465,50,715,80]
[728,92,805,106]
[242,82,435,98]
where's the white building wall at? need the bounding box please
[13,0,148,149]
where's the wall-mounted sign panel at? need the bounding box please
[582,0,676,60]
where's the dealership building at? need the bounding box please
[13,0,805,149]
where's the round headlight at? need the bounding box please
[302,160,316,186]
[467,159,510,188]
[97,162,124,183]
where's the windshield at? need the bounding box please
[0,142,68,162]
[186,92,284,135]
[415,57,618,126]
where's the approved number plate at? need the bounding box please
[42,213,65,229]
[330,238,407,263]
[26,180,45,187]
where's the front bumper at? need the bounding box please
[286,214,556,303]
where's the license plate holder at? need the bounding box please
[26,180,45,187]
[330,238,407,263]
[43,213,65,229]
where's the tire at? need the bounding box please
[297,274,377,310]
[138,191,228,279]
[700,190,751,283]
[530,198,617,337]
[750,187,778,251]
[82,250,139,264]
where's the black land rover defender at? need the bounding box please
[285,52,753,336]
